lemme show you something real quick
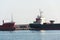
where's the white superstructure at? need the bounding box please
[33,9,45,24]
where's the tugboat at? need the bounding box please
[29,9,60,30]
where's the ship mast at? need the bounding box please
[39,9,42,18]
[11,13,13,22]
[39,9,43,24]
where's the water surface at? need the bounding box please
[0,30,60,40]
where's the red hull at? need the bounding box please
[0,22,15,31]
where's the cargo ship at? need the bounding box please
[0,20,15,31]
[29,9,60,30]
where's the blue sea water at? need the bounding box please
[0,30,60,40]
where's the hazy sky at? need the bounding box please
[0,0,60,24]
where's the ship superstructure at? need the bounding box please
[33,9,45,24]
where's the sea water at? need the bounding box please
[0,30,60,40]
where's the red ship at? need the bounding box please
[0,20,15,31]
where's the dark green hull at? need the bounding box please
[29,24,60,30]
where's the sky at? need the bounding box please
[0,0,60,24]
